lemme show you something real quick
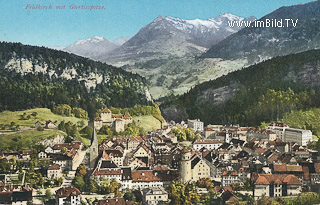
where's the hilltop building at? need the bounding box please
[94,108,132,132]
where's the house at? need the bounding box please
[187,119,204,132]
[121,168,133,190]
[51,154,74,170]
[91,151,122,182]
[128,158,147,170]
[47,164,62,178]
[38,151,47,159]
[34,121,44,129]
[45,120,57,129]
[193,139,224,151]
[55,186,81,205]
[143,187,168,205]
[35,120,56,129]
[204,127,216,138]
[252,173,302,199]
[0,185,33,205]
[222,171,240,186]
[180,148,211,183]
[105,148,124,167]
[127,136,145,151]
[131,170,163,190]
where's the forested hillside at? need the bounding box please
[0,42,151,118]
[160,49,320,126]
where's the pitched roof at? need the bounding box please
[102,108,111,113]
[56,187,81,198]
[131,171,161,182]
[91,127,98,146]
[253,174,302,185]
[112,114,123,118]
[273,164,303,172]
[124,113,132,119]
[48,164,61,170]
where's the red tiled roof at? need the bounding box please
[124,113,132,119]
[253,174,302,185]
[112,114,123,118]
[48,164,60,170]
[102,109,111,113]
[56,187,81,198]
[273,164,303,172]
[132,171,161,182]
[128,136,144,142]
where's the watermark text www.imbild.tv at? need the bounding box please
[228,19,298,28]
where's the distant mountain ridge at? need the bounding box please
[161,49,320,125]
[202,0,320,64]
[64,36,119,60]
[101,13,255,65]
[0,42,151,116]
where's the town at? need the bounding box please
[0,107,319,205]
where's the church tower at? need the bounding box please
[180,147,192,183]
[89,127,99,169]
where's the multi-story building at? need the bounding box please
[252,174,302,199]
[222,171,240,186]
[187,119,204,132]
[143,187,168,205]
[180,148,211,183]
[193,139,224,151]
[284,128,313,146]
[47,164,62,178]
[55,187,81,205]
[94,108,132,131]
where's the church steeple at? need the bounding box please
[89,127,99,169]
[90,127,98,146]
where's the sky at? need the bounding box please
[0,0,316,47]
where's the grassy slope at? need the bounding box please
[0,108,87,151]
[133,115,164,132]
[0,130,67,151]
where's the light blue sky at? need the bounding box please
[0,0,315,47]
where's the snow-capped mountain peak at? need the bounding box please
[65,36,119,60]
[73,36,107,46]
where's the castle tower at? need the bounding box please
[180,147,192,183]
[89,127,99,169]
[101,108,112,125]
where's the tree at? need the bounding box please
[73,176,85,191]
[124,190,136,202]
[44,189,52,201]
[196,178,214,191]
[76,164,87,177]
[89,179,98,193]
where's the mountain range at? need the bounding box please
[101,13,256,65]
[202,0,320,64]
[0,42,151,118]
[160,49,320,125]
